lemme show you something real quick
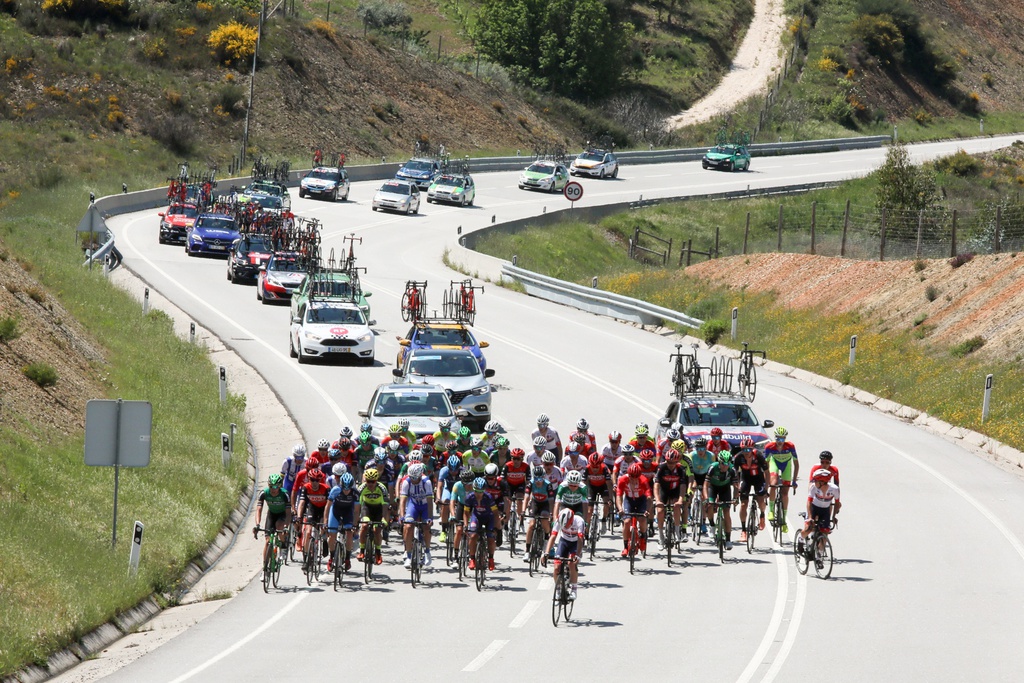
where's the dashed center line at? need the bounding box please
[462,640,509,672]
[508,600,541,628]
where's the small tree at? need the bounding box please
[874,140,939,236]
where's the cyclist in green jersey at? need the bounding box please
[253,474,290,564]
[461,436,490,475]
[433,418,459,449]
[450,468,475,562]
[357,468,390,565]
[703,453,739,550]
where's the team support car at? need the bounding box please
[158,202,199,244]
[290,300,376,365]
[702,144,751,172]
[392,348,494,429]
[395,158,441,189]
[186,213,240,256]
[396,321,489,372]
[570,149,619,179]
[656,394,774,451]
[518,160,570,192]
[256,251,307,304]
[359,383,463,441]
[299,166,349,202]
[290,270,372,322]
[426,173,476,206]
[240,180,292,209]
[371,180,421,214]
[226,234,274,283]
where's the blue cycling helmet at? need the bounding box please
[340,473,354,487]
[374,451,387,463]
[473,477,487,490]
[447,454,461,469]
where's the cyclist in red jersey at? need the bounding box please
[567,418,598,453]
[734,438,769,542]
[629,421,656,453]
[612,443,641,479]
[638,448,659,535]
[289,455,320,551]
[296,468,331,563]
[501,448,530,522]
[584,453,613,531]
[807,450,840,486]
[616,463,652,557]
[707,427,731,456]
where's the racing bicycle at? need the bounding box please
[587,508,602,561]
[550,554,576,626]
[456,523,470,580]
[444,279,483,325]
[506,499,521,557]
[708,501,732,563]
[689,487,707,545]
[525,516,546,578]
[737,342,766,402]
[302,522,325,585]
[253,527,284,592]
[332,526,353,591]
[361,520,387,584]
[745,497,762,554]
[795,513,835,579]
[622,511,647,574]
[401,280,428,322]
[768,484,796,545]
[474,530,490,591]
[409,521,430,587]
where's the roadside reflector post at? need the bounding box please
[143,287,149,315]
[221,432,231,468]
[128,521,144,577]
[982,374,994,422]
[592,277,598,288]
[731,307,738,341]
[189,322,196,344]
[219,365,227,404]
[230,422,237,454]
[849,335,857,366]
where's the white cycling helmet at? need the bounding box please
[409,463,425,479]
[576,418,589,430]
[409,449,423,462]
[558,508,575,527]
[332,462,347,477]
[537,413,550,426]
[484,420,501,433]
[484,463,499,476]
[541,451,556,464]
[533,436,547,448]
[339,426,354,438]
[292,443,307,458]
[399,418,410,430]
[565,470,583,485]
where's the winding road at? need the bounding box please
[70,135,1024,681]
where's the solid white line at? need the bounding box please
[735,543,789,683]
[119,216,352,427]
[508,600,541,628]
[462,639,509,672]
[762,570,806,683]
[166,593,307,683]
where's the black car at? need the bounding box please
[226,234,274,283]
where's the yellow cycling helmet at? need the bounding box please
[364,468,380,482]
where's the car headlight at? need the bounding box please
[471,384,490,396]
[303,330,321,341]
[357,333,372,343]
[191,233,203,242]
[268,276,283,286]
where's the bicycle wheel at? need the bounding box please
[794,533,810,574]
[474,545,486,591]
[272,545,282,588]
[508,511,518,557]
[772,496,784,545]
[716,511,726,563]
[563,572,575,621]
[746,506,758,554]
[262,552,271,593]
[303,542,314,586]
[411,538,421,588]
[333,543,343,591]
[588,517,599,561]
[445,525,455,567]
[814,536,833,579]
[364,552,373,584]
[551,571,563,627]
[628,522,637,575]
[459,536,469,580]
[528,534,540,577]
[287,524,298,563]
[746,362,758,402]
[401,290,413,322]
[442,289,452,318]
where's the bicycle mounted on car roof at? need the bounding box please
[669,341,765,402]
[304,246,366,307]
[443,279,483,326]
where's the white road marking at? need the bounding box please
[119,216,353,427]
[537,577,553,591]
[762,570,807,683]
[508,600,541,628]
[166,593,307,683]
[462,639,509,672]
[735,543,790,683]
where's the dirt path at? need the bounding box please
[665,0,787,130]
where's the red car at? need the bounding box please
[158,203,199,244]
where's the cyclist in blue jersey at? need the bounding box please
[450,468,474,560]
[464,477,501,571]
[400,463,434,568]
[436,455,463,543]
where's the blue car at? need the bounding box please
[186,213,240,257]
[395,321,490,373]
[395,158,441,190]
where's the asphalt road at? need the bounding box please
[100,136,1024,681]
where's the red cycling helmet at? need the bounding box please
[710,427,724,438]
[572,432,587,444]
[627,463,642,477]
[308,468,325,482]
[421,434,435,445]
[813,469,833,482]
[588,453,603,468]
[510,447,525,459]
[639,448,656,461]
[665,449,680,462]
[739,438,756,450]
[305,456,320,470]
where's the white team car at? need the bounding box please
[569,149,619,179]
[289,300,376,365]
[371,180,421,214]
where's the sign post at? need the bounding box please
[982,374,993,422]
[849,335,857,366]
[563,181,583,212]
[731,307,738,341]
[85,399,152,548]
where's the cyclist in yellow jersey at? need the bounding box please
[764,426,799,533]
[357,468,390,565]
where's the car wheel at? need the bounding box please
[289,335,297,358]
[256,284,262,301]
[298,189,305,199]
[227,268,232,282]
[297,344,308,364]
[702,160,709,170]
[726,161,734,172]
[331,189,338,203]
[613,167,619,179]
[599,168,606,179]
[461,195,469,207]
[343,189,349,201]
[361,354,375,367]
[372,206,378,211]
[186,246,195,257]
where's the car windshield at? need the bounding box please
[307,306,366,324]
[408,353,479,377]
[437,175,464,187]
[713,146,735,154]
[381,182,410,195]
[250,182,282,196]
[270,257,304,272]
[403,161,433,172]
[579,152,605,162]
[414,326,475,346]
[197,216,236,231]
[311,279,354,297]
[308,169,340,181]
[373,390,453,417]
[679,403,759,427]
[169,205,199,218]
[527,163,555,174]
[253,195,282,209]
[238,237,271,253]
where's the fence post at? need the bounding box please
[743,212,750,254]
[777,204,784,252]
[916,210,924,258]
[714,227,720,258]
[951,209,958,257]
[667,237,673,266]
[686,239,692,267]
[841,199,850,257]
[995,205,1002,253]
[879,207,887,261]
[810,201,817,255]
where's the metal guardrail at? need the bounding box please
[501,263,704,330]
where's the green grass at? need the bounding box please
[0,175,249,675]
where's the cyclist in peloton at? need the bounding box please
[544,508,585,601]
[400,463,434,568]
[528,437,548,468]
[532,413,563,458]
[280,443,307,497]
[522,465,556,562]
[584,453,613,532]
[656,427,683,460]
[561,440,588,473]
[567,418,597,454]
[381,424,410,456]
[616,462,652,557]
[707,427,731,456]
[465,477,501,571]
[798,469,841,551]
[765,426,799,533]
[703,452,739,550]
[601,430,624,472]
[357,467,389,565]
[629,422,656,453]
[808,450,840,487]
[289,456,320,550]
[688,438,716,534]
[253,473,290,566]
[654,448,691,545]
[489,436,511,469]
[436,454,463,543]
[462,436,490,475]
[540,450,564,488]
[483,463,510,549]
[450,468,475,559]
[612,443,640,479]
[733,438,769,543]
[296,468,331,565]
[552,469,590,527]
[433,418,459,447]
[480,420,503,452]
[502,447,531,525]
[326,471,358,571]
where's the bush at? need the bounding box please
[143,113,195,155]
[207,21,257,66]
[700,319,729,346]
[308,18,337,43]
[925,285,938,301]
[913,313,928,326]
[356,0,412,34]
[935,149,981,177]
[913,259,926,272]
[212,82,245,117]
[949,252,975,268]
[850,13,904,63]
[23,362,58,388]
[142,36,167,62]
[0,315,20,343]
[950,336,985,357]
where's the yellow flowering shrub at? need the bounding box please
[208,21,258,66]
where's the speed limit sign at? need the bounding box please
[563,181,584,202]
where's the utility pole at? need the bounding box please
[242,0,266,167]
